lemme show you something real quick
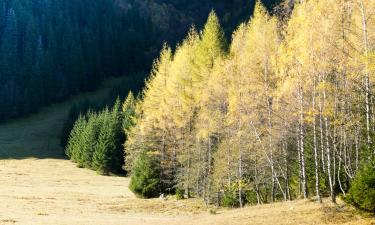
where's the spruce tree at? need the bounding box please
[129,150,161,198]
[92,109,114,174]
[92,101,124,175]
[80,111,101,168]
[122,91,136,134]
[66,114,87,166]
[346,158,375,212]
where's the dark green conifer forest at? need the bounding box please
[0,0,276,121]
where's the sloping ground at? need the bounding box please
[0,77,123,159]
[0,158,374,225]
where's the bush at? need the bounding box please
[176,188,185,200]
[220,184,240,207]
[346,158,375,213]
[221,192,240,208]
[245,190,258,205]
[220,181,248,208]
[129,150,161,198]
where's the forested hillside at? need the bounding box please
[0,0,281,121]
[0,0,155,120]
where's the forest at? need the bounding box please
[1,0,375,223]
[0,0,269,121]
[65,0,375,213]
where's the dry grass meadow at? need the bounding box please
[0,78,374,225]
[0,158,373,225]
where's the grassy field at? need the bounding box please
[0,158,374,225]
[0,78,373,225]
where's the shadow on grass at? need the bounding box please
[0,147,68,160]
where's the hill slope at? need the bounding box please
[0,77,123,159]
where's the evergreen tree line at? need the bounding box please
[125,1,375,210]
[66,93,136,175]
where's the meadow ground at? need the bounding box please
[0,79,374,225]
[0,158,374,225]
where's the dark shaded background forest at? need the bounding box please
[0,0,281,121]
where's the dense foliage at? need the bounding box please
[129,150,162,198]
[346,158,375,212]
[124,0,375,208]
[66,94,136,174]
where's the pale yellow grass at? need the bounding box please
[0,158,374,225]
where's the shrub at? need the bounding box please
[220,181,248,208]
[129,150,161,198]
[221,192,240,208]
[346,158,375,213]
[245,190,258,205]
[176,188,185,200]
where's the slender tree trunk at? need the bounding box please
[338,129,346,196]
[360,0,372,149]
[322,76,336,203]
[313,78,322,203]
[264,67,276,203]
[205,138,213,206]
[319,90,326,173]
[297,126,302,197]
[254,158,262,205]
[355,131,359,171]
[196,141,202,196]
[185,127,192,198]
[299,86,308,199]
[238,149,243,208]
[283,140,291,201]
[238,119,244,208]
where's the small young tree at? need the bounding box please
[129,150,161,198]
[346,158,375,212]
